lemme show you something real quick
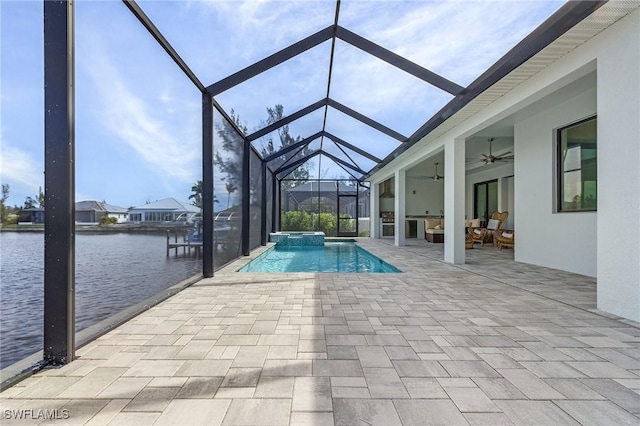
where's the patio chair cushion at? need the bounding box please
[426,229,444,234]
[487,219,501,230]
[425,219,442,229]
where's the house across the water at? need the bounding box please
[128,197,200,223]
[18,208,45,224]
[75,200,128,224]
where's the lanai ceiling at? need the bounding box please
[130,0,602,181]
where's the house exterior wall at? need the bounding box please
[514,88,597,277]
[75,211,96,223]
[369,8,640,321]
[128,210,177,222]
[406,178,444,216]
[107,213,128,223]
[596,9,640,322]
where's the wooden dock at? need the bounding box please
[166,230,202,257]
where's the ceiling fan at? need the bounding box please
[431,162,444,181]
[468,137,514,165]
[409,162,444,181]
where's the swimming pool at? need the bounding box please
[239,242,401,273]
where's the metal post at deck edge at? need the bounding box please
[202,93,214,277]
[242,139,251,255]
[272,173,278,232]
[43,0,75,365]
[260,161,267,246]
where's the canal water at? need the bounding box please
[0,232,201,369]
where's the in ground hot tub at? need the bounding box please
[268,231,325,246]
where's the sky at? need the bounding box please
[0,0,564,210]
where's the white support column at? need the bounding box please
[444,138,465,264]
[370,181,380,239]
[394,169,406,247]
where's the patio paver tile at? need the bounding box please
[554,400,640,425]
[393,399,468,426]
[292,377,331,412]
[333,398,402,426]
[362,367,409,398]
[155,399,231,426]
[497,368,566,399]
[495,400,579,425]
[445,387,501,413]
[3,240,640,425]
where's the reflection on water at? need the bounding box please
[0,232,201,369]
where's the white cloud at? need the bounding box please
[83,50,200,183]
[0,144,43,196]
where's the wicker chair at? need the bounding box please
[496,229,515,249]
[468,211,509,247]
[465,233,474,249]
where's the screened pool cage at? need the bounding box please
[9,0,600,388]
[280,180,370,238]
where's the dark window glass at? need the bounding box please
[558,117,597,212]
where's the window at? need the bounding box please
[557,116,597,212]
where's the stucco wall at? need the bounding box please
[405,178,444,216]
[596,9,640,321]
[514,87,597,277]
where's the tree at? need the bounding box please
[188,180,219,209]
[258,105,312,190]
[189,180,203,209]
[0,184,9,223]
[24,196,37,209]
[213,105,311,201]
[225,182,237,209]
[37,186,45,208]
[214,110,247,198]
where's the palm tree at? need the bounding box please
[189,180,203,209]
[225,182,237,209]
[189,180,220,210]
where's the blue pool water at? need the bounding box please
[239,242,401,273]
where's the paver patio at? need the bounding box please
[2,239,639,425]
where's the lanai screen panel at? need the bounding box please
[249,149,263,251]
[321,139,377,174]
[213,109,244,268]
[329,39,454,137]
[265,168,274,236]
[280,180,338,236]
[324,108,403,162]
[250,109,325,154]
[215,42,331,135]
[134,1,336,84]
[75,0,204,338]
[1,1,45,372]
[273,138,322,179]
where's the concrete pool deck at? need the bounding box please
[2,238,639,425]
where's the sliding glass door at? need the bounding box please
[474,179,498,224]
